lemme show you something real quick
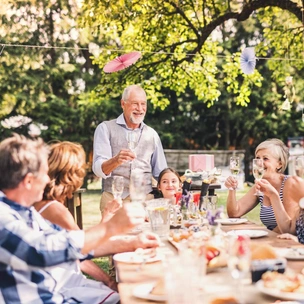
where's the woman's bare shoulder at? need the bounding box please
[285,175,304,188]
[284,176,304,199]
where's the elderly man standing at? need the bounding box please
[93,84,167,214]
[0,134,159,303]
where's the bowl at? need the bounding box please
[251,258,286,283]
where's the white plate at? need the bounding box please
[133,283,167,302]
[275,248,304,260]
[113,251,163,264]
[256,280,304,301]
[214,218,248,225]
[227,229,268,238]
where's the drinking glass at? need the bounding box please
[227,235,251,304]
[146,198,170,237]
[111,176,124,200]
[295,156,304,179]
[252,158,264,196]
[129,169,147,233]
[127,131,138,154]
[129,169,146,203]
[164,252,202,304]
[229,156,240,190]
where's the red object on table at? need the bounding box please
[175,192,200,205]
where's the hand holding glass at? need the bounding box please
[229,157,240,190]
[253,158,264,196]
[112,176,124,199]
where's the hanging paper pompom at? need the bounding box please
[240,47,256,75]
[281,99,291,111]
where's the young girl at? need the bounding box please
[157,167,182,203]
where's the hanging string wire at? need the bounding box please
[0,42,304,62]
[0,45,5,56]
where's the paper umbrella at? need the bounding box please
[240,47,256,75]
[103,51,142,73]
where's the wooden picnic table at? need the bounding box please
[115,221,304,304]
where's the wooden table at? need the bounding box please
[115,222,304,304]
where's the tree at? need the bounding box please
[81,0,304,107]
[80,0,304,152]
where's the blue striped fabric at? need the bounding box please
[259,175,289,230]
[0,194,87,303]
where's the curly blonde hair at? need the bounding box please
[43,141,86,203]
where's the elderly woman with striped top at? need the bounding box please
[225,138,304,236]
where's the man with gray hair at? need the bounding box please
[0,134,157,303]
[93,84,167,213]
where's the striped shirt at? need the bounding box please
[0,194,89,303]
[259,175,289,230]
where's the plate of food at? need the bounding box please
[227,229,268,239]
[113,249,162,264]
[256,271,304,301]
[133,281,167,302]
[214,218,248,225]
[275,248,304,261]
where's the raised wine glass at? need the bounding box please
[252,158,264,196]
[112,176,124,200]
[295,156,304,179]
[127,131,138,153]
[229,156,240,190]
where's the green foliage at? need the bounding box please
[1,0,304,159]
[81,0,304,110]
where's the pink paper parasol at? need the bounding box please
[103,51,142,73]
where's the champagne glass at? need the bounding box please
[252,158,264,196]
[295,156,304,179]
[229,156,240,190]
[112,176,124,200]
[127,131,138,153]
[227,235,251,304]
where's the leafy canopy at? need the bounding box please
[81,0,304,109]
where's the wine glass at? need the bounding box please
[112,176,124,200]
[229,156,240,190]
[127,131,138,154]
[227,235,251,304]
[295,156,304,179]
[252,158,264,196]
[129,169,146,233]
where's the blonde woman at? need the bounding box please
[225,138,304,234]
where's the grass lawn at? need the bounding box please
[82,181,261,272]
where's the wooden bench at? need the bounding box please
[65,188,86,229]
